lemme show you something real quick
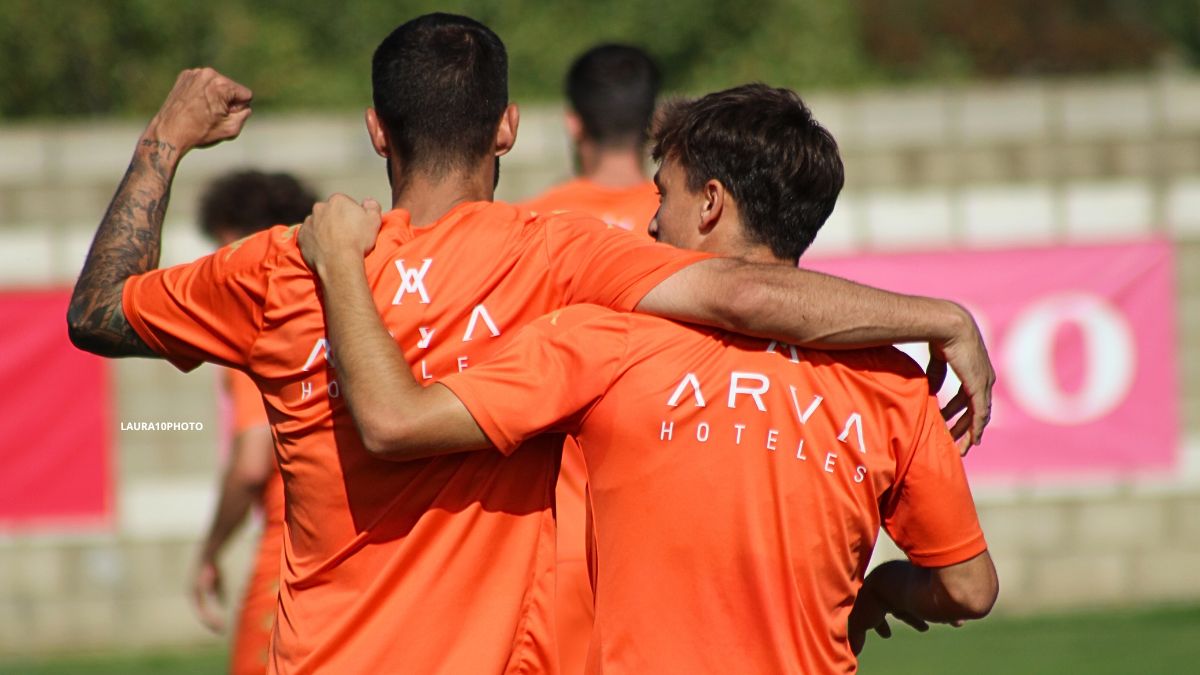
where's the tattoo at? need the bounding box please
[67,138,179,357]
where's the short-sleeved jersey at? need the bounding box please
[123,202,711,674]
[222,368,282,675]
[441,305,988,674]
[523,178,659,233]
[522,176,659,673]
[222,367,283,538]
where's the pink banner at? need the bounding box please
[807,240,1178,482]
[0,289,112,529]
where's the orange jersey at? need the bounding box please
[523,178,659,233]
[122,202,710,674]
[522,176,659,674]
[223,369,282,675]
[441,305,988,674]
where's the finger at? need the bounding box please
[192,582,224,633]
[893,612,930,632]
[926,354,947,396]
[874,618,892,640]
[208,70,251,101]
[225,107,253,135]
[949,406,972,442]
[941,389,968,422]
[363,198,382,220]
[198,601,224,633]
[970,387,992,447]
[850,631,865,656]
[956,435,971,457]
[228,80,254,106]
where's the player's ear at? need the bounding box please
[494,103,520,158]
[365,108,390,159]
[564,110,584,144]
[698,179,724,235]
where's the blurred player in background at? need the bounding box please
[190,170,316,675]
[521,43,663,674]
[522,44,660,231]
[68,12,994,673]
[299,84,998,673]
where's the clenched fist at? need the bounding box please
[144,68,253,154]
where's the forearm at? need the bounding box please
[728,262,968,347]
[67,129,180,357]
[768,268,966,348]
[315,253,488,457]
[639,259,969,348]
[200,462,263,560]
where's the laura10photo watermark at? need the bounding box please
[119,421,205,431]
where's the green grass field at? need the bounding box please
[1,604,1197,674]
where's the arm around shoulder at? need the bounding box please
[638,258,995,447]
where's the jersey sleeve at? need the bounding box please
[542,213,714,311]
[122,229,276,372]
[438,305,630,455]
[224,368,269,434]
[881,384,988,568]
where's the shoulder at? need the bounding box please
[528,304,625,334]
[530,207,632,251]
[215,223,301,275]
[816,346,931,396]
[534,207,610,233]
[520,179,585,213]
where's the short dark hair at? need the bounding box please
[652,84,844,262]
[372,13,508,176]
[566,44,661,149]
[198,170,317,241]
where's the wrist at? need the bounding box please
[927,298,970,344]
[314,250,367,280]
[138,123,186,167]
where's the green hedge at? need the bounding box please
[0,0,1192,119]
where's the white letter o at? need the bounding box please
[1003,292,1135,425]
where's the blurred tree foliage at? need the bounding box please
[0,0,1195,119]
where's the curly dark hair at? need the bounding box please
[198,170,317,241]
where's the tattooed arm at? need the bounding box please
[67,68,253,358]
[67,137,180,356]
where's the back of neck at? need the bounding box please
[390,165,495,227]
[578,141,647,189]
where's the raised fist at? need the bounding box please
[145,68,253,153]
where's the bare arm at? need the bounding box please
[637,259,994,448]
[67,68,253,357]
[301,197,489,458]
[190,426,274,633]
[298,198,991,456]
[848,550,999,655]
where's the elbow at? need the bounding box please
[66,307,105,355]
[941,566,999,621]
[358,416,418,461]
[710,261,771,333]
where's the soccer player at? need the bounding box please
[297,84,998,673]
[521,44,660,231]
[67,13,993,673]
[190,171,316,675]
[521,43,664,673]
